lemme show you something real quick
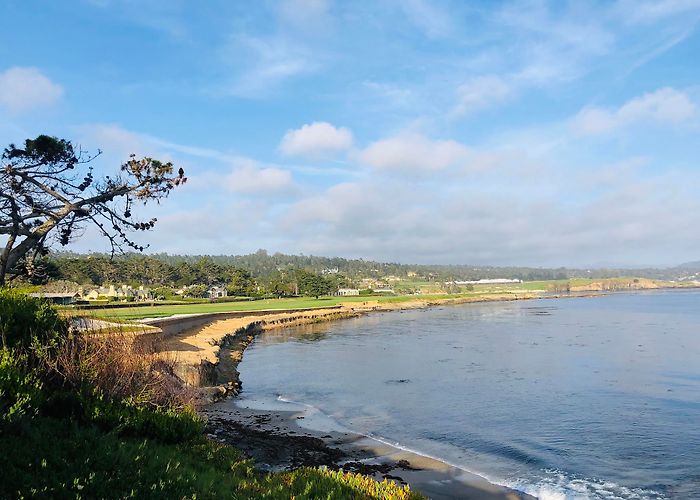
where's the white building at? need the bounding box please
[82,285,151,301]
[208,285,228,299]
[336,288,360,296]
[29,292,77,305]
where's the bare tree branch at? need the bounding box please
[0,135,185,284]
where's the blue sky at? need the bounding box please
[1,0,700,267]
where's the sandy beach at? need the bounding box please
[204,403,534,500]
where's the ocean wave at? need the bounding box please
[270,395,666,500]
[506,469,667,500]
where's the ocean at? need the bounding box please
[232,290,700,499]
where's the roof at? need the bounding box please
[29,293,77,298]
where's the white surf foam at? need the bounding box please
[239,395,667,500]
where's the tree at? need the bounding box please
[226,269,254,296]
[183,284,208,298]
[296,269,333,299]
[0,135,186,285]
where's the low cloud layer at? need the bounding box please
[573,87,696,135]
[0,67,63,112]
[357,134,473,173]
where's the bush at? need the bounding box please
[40,330,202,442]
[0,349,43,422]
[49,332,194,409]
[0,417,421,499]
[0,288,69,350]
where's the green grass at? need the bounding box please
[79,291,527,321]
[0,417,421,499]
[104,292,533,320]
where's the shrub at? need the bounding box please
[90,399,204,442]
[0,349,43,421]
[42,330,202,442]
[49,332,194,409]
[0,418,423,499]
[0,288,69,350]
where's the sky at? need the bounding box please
[1,0,700,267]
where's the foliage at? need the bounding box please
[0,288,69,350]
[39,390,204,443]
[226,268,256,296]
[283,468,421,499]
[152,286,177,300]
[0,135,185,284]
[53,248,692,283]
[296,269,335,298]
[0,349,43,421]
[183,284,208,298]
[0,419,421,499]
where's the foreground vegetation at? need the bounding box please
[0,289,421,499]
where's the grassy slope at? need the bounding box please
[0,418,420,499]
[78,292,502,320]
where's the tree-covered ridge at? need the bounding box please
[47,249,698,288]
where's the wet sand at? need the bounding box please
[204,404,534,500]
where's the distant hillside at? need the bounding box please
[49,250,699,283]
[675,261,700,270]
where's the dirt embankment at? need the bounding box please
[570,278,661,292]
[146,292,538,402]
[152,307,359,402]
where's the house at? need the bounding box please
[208,286,228,299]
[81,284,152,302]
[372,288,395,294]
[336,288,360,296]
[29,292,77,305]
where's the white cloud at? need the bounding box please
[226,158,293,194]
[617,0,700,23]
[362,81,413,108]
[224,35,319,97]
[0,67,63,112]
[77,123,233,164]
[398,0,453,38]
[356,134,474,173]
[573,87,696,135]
[277,0,333,33]
[276,168,700,266]
[279,121,353,158]
[452,75,513,116]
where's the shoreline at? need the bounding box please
[152,288,687,499]
[153,289,611,400]
[183,293,551,499]
[205,402,534,500]
[151,291,545,400]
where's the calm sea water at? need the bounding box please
[233,290,700,499]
